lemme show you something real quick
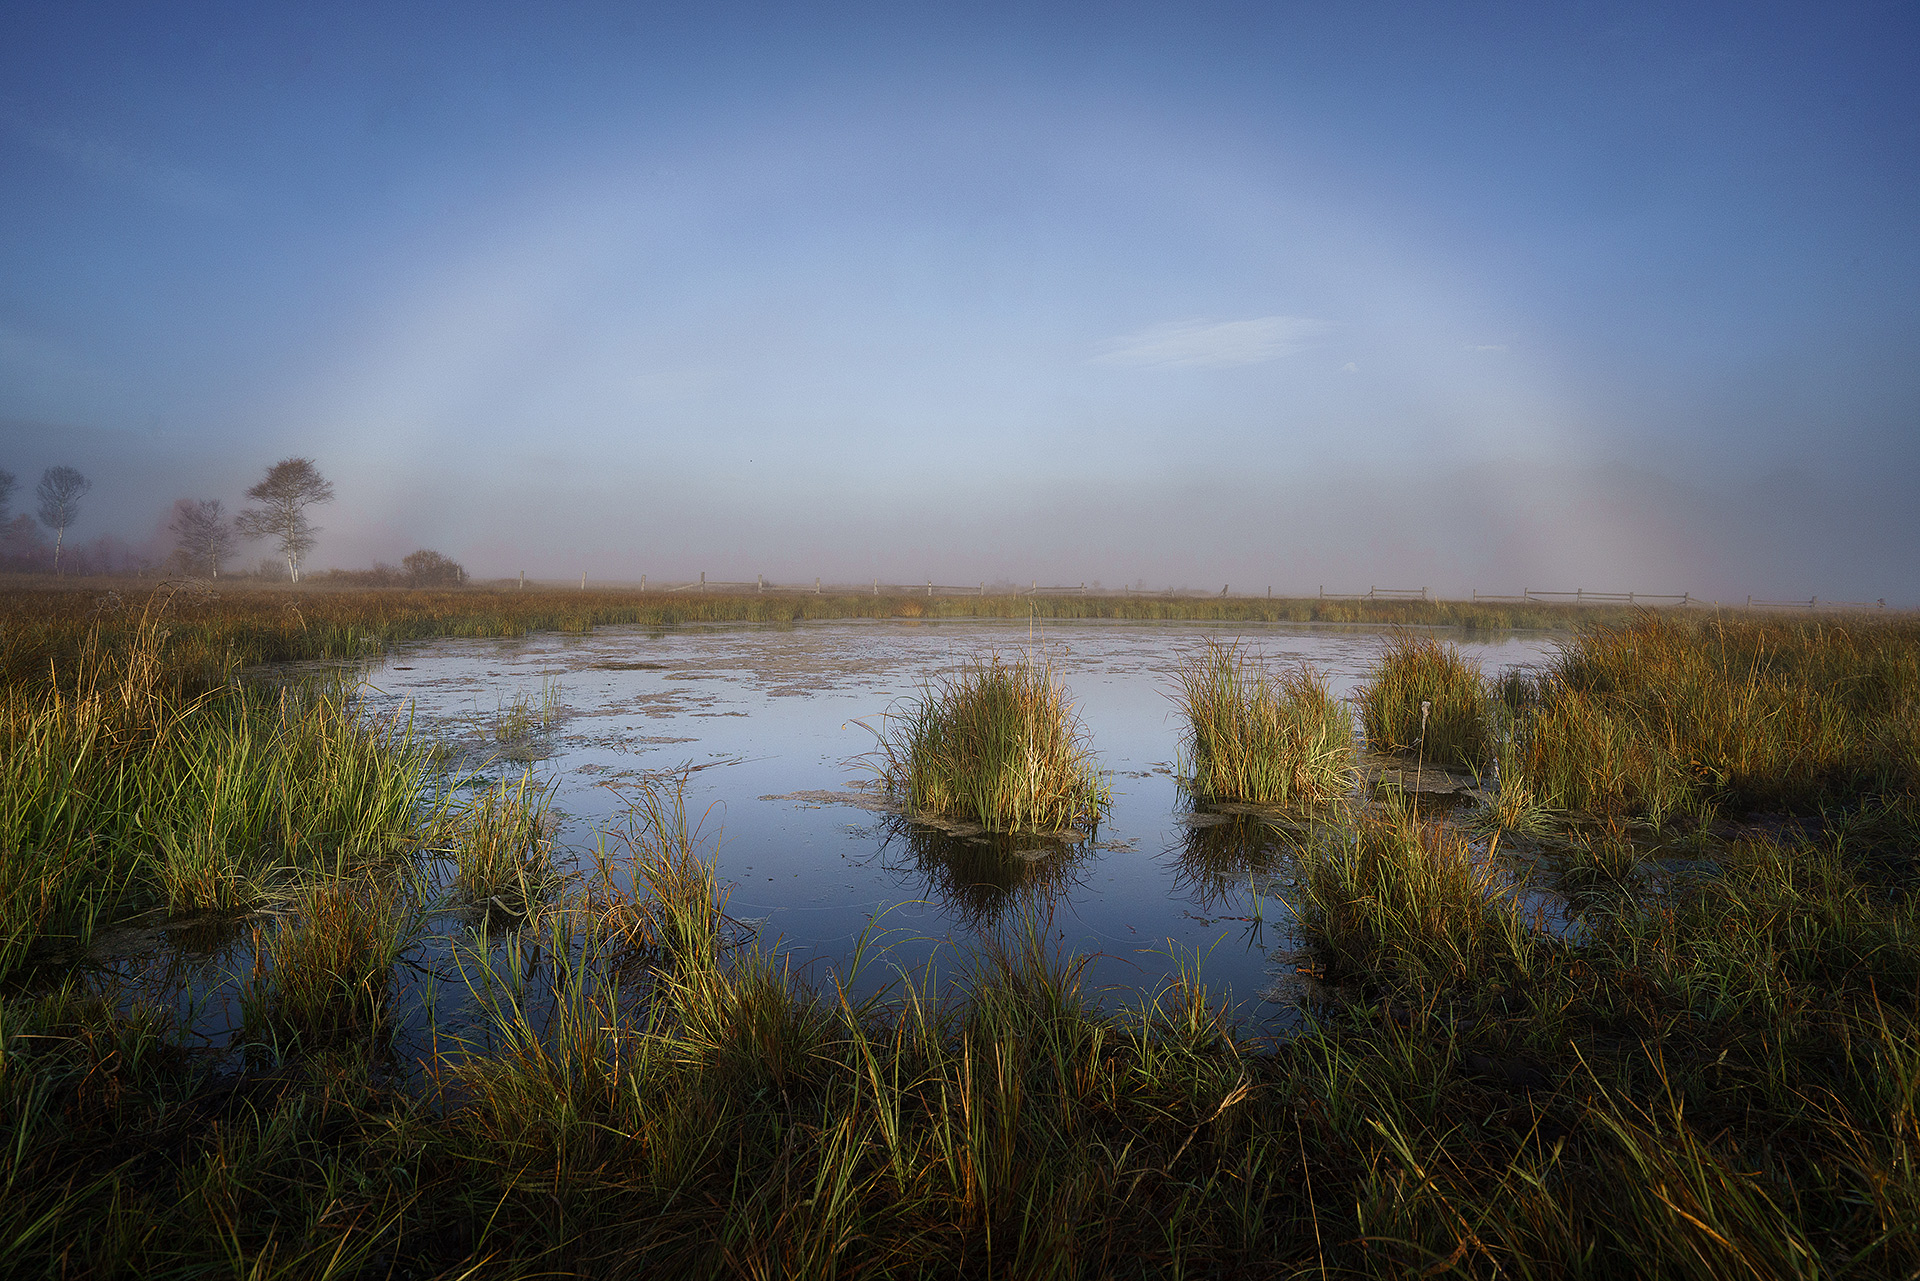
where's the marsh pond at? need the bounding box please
[115,619,1558,1058]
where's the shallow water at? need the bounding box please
[409,621,1550,991]
[101,618,1560,1061]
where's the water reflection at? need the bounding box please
[1168,811,1298,908]
[873,814,1093,927]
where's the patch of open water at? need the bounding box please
[104,619,1562,1064]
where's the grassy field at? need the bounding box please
[2,582,1916,1277]
[0,577,1714,689]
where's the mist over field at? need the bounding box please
[3,3,1916,601]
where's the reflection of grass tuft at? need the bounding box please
[878,814,1087,927]
[1175,640,1356,805]
[871,654,1108,833]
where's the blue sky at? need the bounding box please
[3,1,1916,598]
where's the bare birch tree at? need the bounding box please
[169,498,238,578]
[0,469,16,525]
[235,458,334,583]
[36,466,90,575]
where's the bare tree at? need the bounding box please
[402,549,468,587]
[36,466,91,575]
[0,469,16,525]
[235,458,334,583]
[169,498,238,579]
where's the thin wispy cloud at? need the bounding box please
[5,116,235,212]
[1090,316,1331,370]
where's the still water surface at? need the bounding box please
[118,619,1559,1059]
[383,621,1553,1006]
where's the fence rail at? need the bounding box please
[1319,586,1429,601]
[1746,595,1888,611]
[1514,589,1693,605]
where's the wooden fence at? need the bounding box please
[1746,595,1888,611]
[524,573,1893,610]
[1319,586,1429,602]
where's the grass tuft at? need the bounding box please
[1357,631,1492,768]
[872,653,1109,833]
[439,772,556,919]
[1174,640,1356,805]
[1523,612,1920,820]
[238,877,418,1051]
[1292,801,1535,989]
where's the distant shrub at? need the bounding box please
[403,549,468,588]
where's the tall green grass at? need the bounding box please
[1175,640,1356,805]
[1357,631,1493,768]
[0,618,439,978]
[871,654,1110,833]
[1291,800,1536,989]
[6,789,1920,1276]
[1522,612,1920,819]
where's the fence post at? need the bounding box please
[873,579,878,596]
[816,577,821,595]
[1421,587,1428,601]
[581,571,586,590]
[757,575,763,594]
[1080,582,1086,595]
[979,582,984,596]
[700,572,706,592]
[518,570,524,591]
[927,580,933,597]
[640,575,646,593]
